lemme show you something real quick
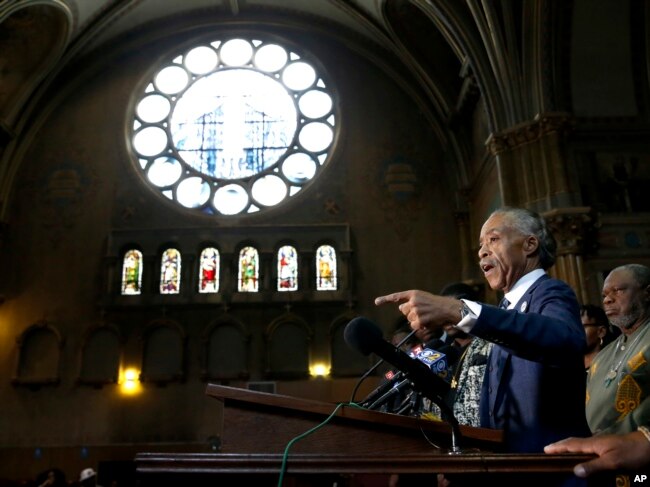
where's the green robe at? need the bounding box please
[586,321,650,434]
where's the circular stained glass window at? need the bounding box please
[130,38,336,216]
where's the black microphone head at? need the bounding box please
[344,317,384,356]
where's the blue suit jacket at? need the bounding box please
[472,274,591,455]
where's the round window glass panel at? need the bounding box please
[130,37,336,217]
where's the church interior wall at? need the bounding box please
[1,3,650,483]
[0,22,462,481]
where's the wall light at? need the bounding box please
[119,367,142,396]
[309,362,330,378]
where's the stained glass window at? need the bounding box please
[238,246,259,292]
[131,37,336,217]
[277,245,298,291]
[160,248,181,294]
[198,247,220,293]
[121,249,143,295]
[316,245,337,291]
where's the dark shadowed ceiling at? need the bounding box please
[0,0,470,143]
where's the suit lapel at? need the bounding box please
[488,274,548,412]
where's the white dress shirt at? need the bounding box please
[456,268,546,333]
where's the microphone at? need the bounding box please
[344,317,463,452]
[360,342,434,408]
[423,337,462,369]
[367,377,412,410]
[363,347,450,411]
[348,329,417,404]
[344,317,450,398]
[414,347,449,379]
[360,369,405,408]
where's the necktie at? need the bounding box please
[500,298,510,309]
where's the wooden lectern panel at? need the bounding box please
[135,385,598,486]
[204,383,503,455]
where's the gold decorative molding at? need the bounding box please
[542,207,593,304]
[486,112,575,156]
[542,207,592,255]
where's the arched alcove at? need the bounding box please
[264,314,313,380]
[329,313,370,378]
[13,320,63,387]
[140,318,186,384]
[201,316,250,381]
[78,323,123,386]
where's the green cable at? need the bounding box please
[277,401,364,487]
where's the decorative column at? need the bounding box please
[542,207,593,304]
[485,112,577,209]
[484,112,596,301]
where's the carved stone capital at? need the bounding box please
[542,207,593,255]
[486,112,575,155]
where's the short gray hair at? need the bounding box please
[612,263,650,289]
[490,207,557,269]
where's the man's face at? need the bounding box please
[602,269,648,331]
[478,213,535,293]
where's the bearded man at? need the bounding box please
[585,264,650,434]
[545,264,650,481]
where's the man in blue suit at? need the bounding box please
[375,207,590,485]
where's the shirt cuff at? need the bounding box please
[456,299,481,333]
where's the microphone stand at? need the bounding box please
[420,387,463,454]
[345,320,463,453]
[349,329,417,403]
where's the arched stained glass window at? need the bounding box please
[316,245,337,291]
[198,247,220,293]
[121,249,143,295]
[238,246,259,292]
[160,248,181,294]
[277,245,298,291]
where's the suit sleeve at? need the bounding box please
[470,279,586,365]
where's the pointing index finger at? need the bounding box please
[374,290,412,306]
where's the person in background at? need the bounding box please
[34,468,66,487]
[546,264,650,483]
[436,282,493,428]
[581,304,616,371]
[390,320,421,352]
[79,467,101,487]
[429,282,493,487]
[375,207,590,487]
[585,264,650,436]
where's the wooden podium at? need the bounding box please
[135,384,593,486]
